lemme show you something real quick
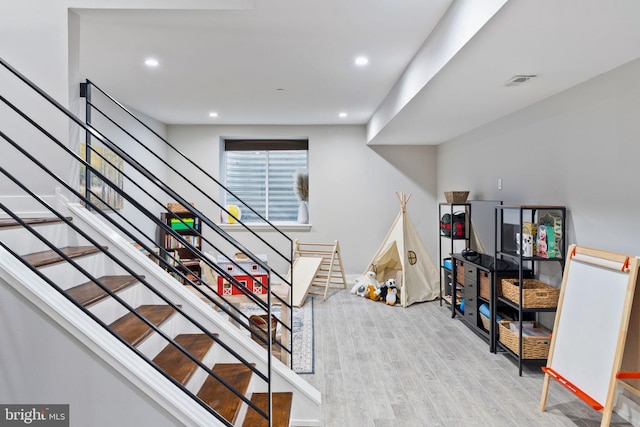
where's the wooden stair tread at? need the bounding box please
[242,392,293,427]
[109,305,177,347]
[66,275,141,307]
[23,246,106,268]
[197,363,254,424]
[153,333,216,386]
[0,217,71,229]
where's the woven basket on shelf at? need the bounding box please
[444,191,469,204]
[498,320,551,359]
[249,314,277,344]
[455,260,465,285]
[501,278,559,308]
[167,201,195,213]
[480,312,512,335]
[479,271,491,300]
[480,313,491,331]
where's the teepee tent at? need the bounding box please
[365,193,439,307]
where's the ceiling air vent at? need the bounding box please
[504,75,537,87]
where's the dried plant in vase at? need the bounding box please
[294,170,309,223]
[294,170,309,202]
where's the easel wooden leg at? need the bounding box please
[600,401,614,427]
[540,372,550,411]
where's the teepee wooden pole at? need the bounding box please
[395,192,411,213]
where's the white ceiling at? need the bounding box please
[76,0,640,145]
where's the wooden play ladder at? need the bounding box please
[293,240,347,300]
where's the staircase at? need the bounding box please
[0,56,321,425]
[0,200,320,426]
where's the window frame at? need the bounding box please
[221,138,309,225]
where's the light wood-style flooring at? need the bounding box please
[300,288,632,426]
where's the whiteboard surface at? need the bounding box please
[550,258,629,406]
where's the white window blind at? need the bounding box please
[224,139,308,223]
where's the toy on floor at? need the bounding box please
[376,278,395,302]
[351,271,379,296]
[386,282,397,306]
[365,284,379,300]
[375,284,388,301]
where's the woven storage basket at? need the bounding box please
[481,312,512,335]
[480,312,491,331]
[167,201,195,213]
[444,191,469,204]
[249,314,277,345]
[455,260,465,285]
[498,320,551,359]
[479,271,490,300]
[501,278,559,308]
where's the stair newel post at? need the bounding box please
[267,264,273,426]
[289,238,294,369]
[80,81,92,211]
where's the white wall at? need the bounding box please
[437,56,640,257]
[0,280,186,427]
[0,2,72,204]
[166,124,438,274]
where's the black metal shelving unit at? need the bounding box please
[438,202,471,312]
[493,205,567,376]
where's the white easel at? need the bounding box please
[540,245,640,426]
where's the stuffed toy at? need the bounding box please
[377,278,395,301]
[365,284,379,300]
[386,284,397,306]
[375,284,388,301]
[350,271,379,296]
[355,284,367,297]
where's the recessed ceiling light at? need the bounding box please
[354,56,369,66]
[208,112,218,118]
[276,88,285,92]
[339,112,348,118]
[144,58,159,67]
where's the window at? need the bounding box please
[223,139,308,223]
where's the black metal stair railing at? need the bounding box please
[0,77,284,353]
[81,79,294,303]
[0,56,292,425]
[0,56,293,357]
[81,79,294,354]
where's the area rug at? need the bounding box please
[238,297,314,374]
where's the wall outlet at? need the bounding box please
[498,178,503,190]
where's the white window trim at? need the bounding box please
[220,137,309,225]
[218,223,312,232]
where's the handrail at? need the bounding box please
[0,56,297,424]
